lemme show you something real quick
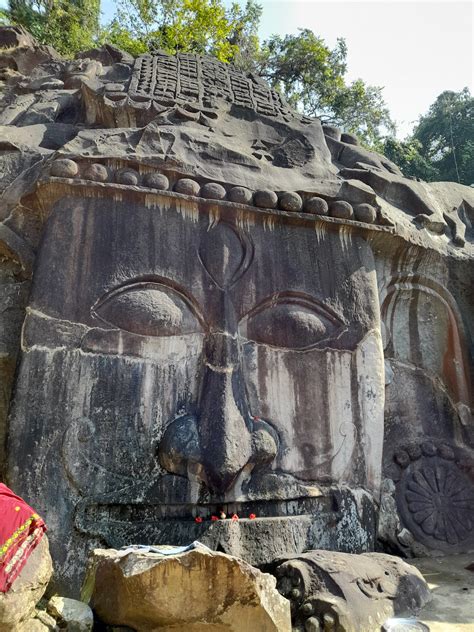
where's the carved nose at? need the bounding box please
[198,333,253,493]
[159,331,278,495]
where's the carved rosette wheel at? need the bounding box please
[394,442,474,553]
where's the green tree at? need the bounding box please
[225,0,261,72]
[1,0,100,55]
[382,137,439,181]
[412,88,473,185]
[259,29,395,147]
[104,0,262,64]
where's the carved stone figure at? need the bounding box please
[267,549,431,631]
[0,33,472,596]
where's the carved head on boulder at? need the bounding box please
[1,45,473,594]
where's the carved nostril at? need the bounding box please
[251,423,279,465]
[158,414,201,477]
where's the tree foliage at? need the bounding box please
[381,89,473,184]
[104,0,262,64]
[259,29,395,147]
[1,0,100,55]
[382,137,439,182]
[411,88,473,185]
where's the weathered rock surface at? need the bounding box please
[411,554,474,632]
[268,549,431,632]
[0,536,52,631]
[0,26,37,49]
[16,618,54,631]
[47,596,93,631]
[16,608,58,631]
[85,547,291,631]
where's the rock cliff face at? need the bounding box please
[0,26,473,596]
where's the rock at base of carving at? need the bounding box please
[47,595,93,631]
[0,536,53,631]
[84,546,291,631]
[267,550,431,632]
[15,608,58,631]
[15,618,54,632]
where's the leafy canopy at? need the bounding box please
[259,29,395,147]
[105,0,262,63]
[382,88,474,185]
[1,0,100,55]
[412,88,473,185]
[382,137,440,182]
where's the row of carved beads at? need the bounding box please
[394,441,472,471]
[50,159,378,224]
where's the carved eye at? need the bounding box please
[240,296,343,350]
[92,283,204,337]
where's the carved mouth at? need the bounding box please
[79,497,328,524]
[74,496,335,546]
[74,488,376,557]
[74,484,369,532]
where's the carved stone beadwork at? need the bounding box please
[47,159,384,225]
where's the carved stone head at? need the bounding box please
[1,48,473,594]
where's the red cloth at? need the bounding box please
[0,483,46,592]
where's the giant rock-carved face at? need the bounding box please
[8,193,384,577]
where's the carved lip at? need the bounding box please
[74,496,333,536]
[73,488,373,548]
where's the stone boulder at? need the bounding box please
[0,25,37,49]
[75,44,134,66]
[85,546,291,631]
[268,550,431,632]
[0,535,53,631]
[47,596,93,631]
